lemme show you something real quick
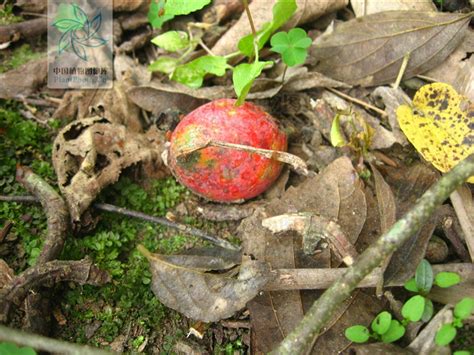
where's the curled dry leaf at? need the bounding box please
[139,246,270,322]
[0,58,47,100]
[52,116,165,221]
[211,0,348,56]
[425,29,474,100]
[310,11,471,87]
[0,260,14,289]
[351,0,435,17]
[262,213,358,265]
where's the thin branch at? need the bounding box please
[16,166,69,264]
[272,153,474,354]
[265,263,474,290]
[0,196,240,251]
[0,324,114,355]
[326,87,388,117]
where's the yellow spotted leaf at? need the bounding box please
[397,83,474,183]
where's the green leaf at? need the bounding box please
[435,323,457,346]
[270,28,312,66]
[344,325,370,343]
[0,342,36,355]
[148,0,174,29]
[421,298,434,322]
[371,311,392,335]
[415,259,433,294]
[330,113,346,147]
[237,0,297,57]
[434,272,461,288]
[165,0,212,15]
[453,351,471,355]
[401,295,426,322]
[381,320,405,343]
[172,55,229,88]
[233,61,273,105]
[453,297,474,320]
[148,56,179,74]
[404,278,419,293]
[151,31,189,52]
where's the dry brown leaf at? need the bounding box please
[113,0,146,12]
[241,157,366,352]
[382,163,439,283]
[0,58,47,99]
[52,116,165,221]
[211,0,348,56]
[140,247,269,322]
[0,260,14,289]
[425,29,474,100]
[14,0,47,13]
[310,11,471,87]
[351,0,435,17]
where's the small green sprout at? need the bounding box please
[345,259,465,346]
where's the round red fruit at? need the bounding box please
[168,99,287,202]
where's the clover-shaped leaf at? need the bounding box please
[270,28,312,67]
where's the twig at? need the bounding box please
[326,87,388,117]
[0,258,110,323]
[392,52,411,90]
[450,186,474,261]
[16,166,69,264]
[265,263,474,290]
[0,324,114,355]
[0,195,240,251]
[272,153,474,354]
[95,203,240,251]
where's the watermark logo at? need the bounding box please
[52,3,107,61]
[48,0,113,89]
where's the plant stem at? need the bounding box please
[0,324,113,355]
[271,153,474,354]
[243,0,257,38]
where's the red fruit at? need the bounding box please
[168,99,287,202]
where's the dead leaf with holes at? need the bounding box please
[138,246,269,322]
[397,83,474,183]
[309,11,471,86]
[52,116,165,221]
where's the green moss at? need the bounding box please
[0,4,23,25]
[0,44,44,73]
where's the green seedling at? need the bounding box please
[435,297,474,348]
[148,0,211,29]
[147,0,311,105]
[345,259,463,345]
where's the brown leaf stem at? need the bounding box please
[272,153,474,354]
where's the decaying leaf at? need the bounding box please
[310,11,471,86]
[382,163,439,283]
[240,157,367,352]
[397,83,474,183]
[351,0,435,17]
[262,213,358,265]
[424,29,474,101]
[52,116,165,221]
[0,259,14,289]
[139,246,269,322]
